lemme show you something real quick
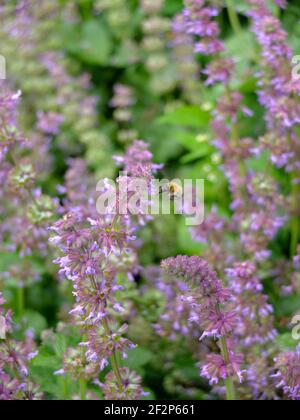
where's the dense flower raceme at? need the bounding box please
[50,209,138,342]
[95,367,145,400]
[225,262,278,400]
[158,19,284,376]
[0,0,108,317]
[0,84,59,400]
[0,83,63,329]
[183,0,223,56]
[171,14,201,105]
[147,265,199,341]
[161,256,244,388]
[0,88,23,161]
[160,255,284,399]
[0,86,59,295]
[140,0,176,93]
[244,0,300,266]
[227,262,277,347]
[0,293,41,400]
[273,345,300,400]
[0,0,113,178]
[183,0,286,263]
[246,0,297,131]
[110,84,138,144]
[51,140,160,399]
[180,1,288,390]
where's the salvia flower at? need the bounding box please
[54,347,99,381]
[36,111,64,135]
[161,256,242,387]
[0,89,23,160]
[183,0,224,56]
[98,367,147,400]
[226,262,277,346]
[201,347,244,385]
[0,294,41,400]
[51,140,160,398]
[82,321,136,368]
[171,13,201,104]
[273,345,300,400]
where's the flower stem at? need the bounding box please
[215,303,236,400]
[17,286,25,318]
[110,350,123,391]
[79,376,87,401]
[225,0,242,34]
[102,317,123,392]
[90,276,123,391]
[291,179,299,257]
[63,377,69,400]
[220,336,236,400]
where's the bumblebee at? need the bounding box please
[159,181,183,200]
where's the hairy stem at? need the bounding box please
[102,316,123,392]
[17,286,25,318]
[291,180,299,257]
[79,376,87,401]
[63,377,69,400]
[216,304,236,400]
[220,335,236,400]
[89,275,123,391]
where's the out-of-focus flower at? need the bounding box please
[273,345,300,400]
[162,256,242,385]
[37,111,64,135]
[97,367,147,400]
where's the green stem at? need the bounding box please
[89,276,123,392]
[17,287,25,318]
[216,304,236,400]
[225,0,242,34]
[291,180,299,257]
[79,329,88,400]
[220,336,236,401]
[63,377,69,400]
[102,317,123,392]
[80,376,87,401]
[110,351,123,391]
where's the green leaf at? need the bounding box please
[173,131,199,151]
[30,366,60,396]
[164,0,183,15]
[275,294,300,318]
[147,125,182,163]
[178,218,206,255]
[77,19,112,65]
[238,76,257,94]
[31,350,60,370]
[124,347,154,370]
[174,130,213,152]
[275,333,299,351]
[157,106,211,128]
[180,145,214,164]
[53,333,68,358]
[23,310,47,336]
